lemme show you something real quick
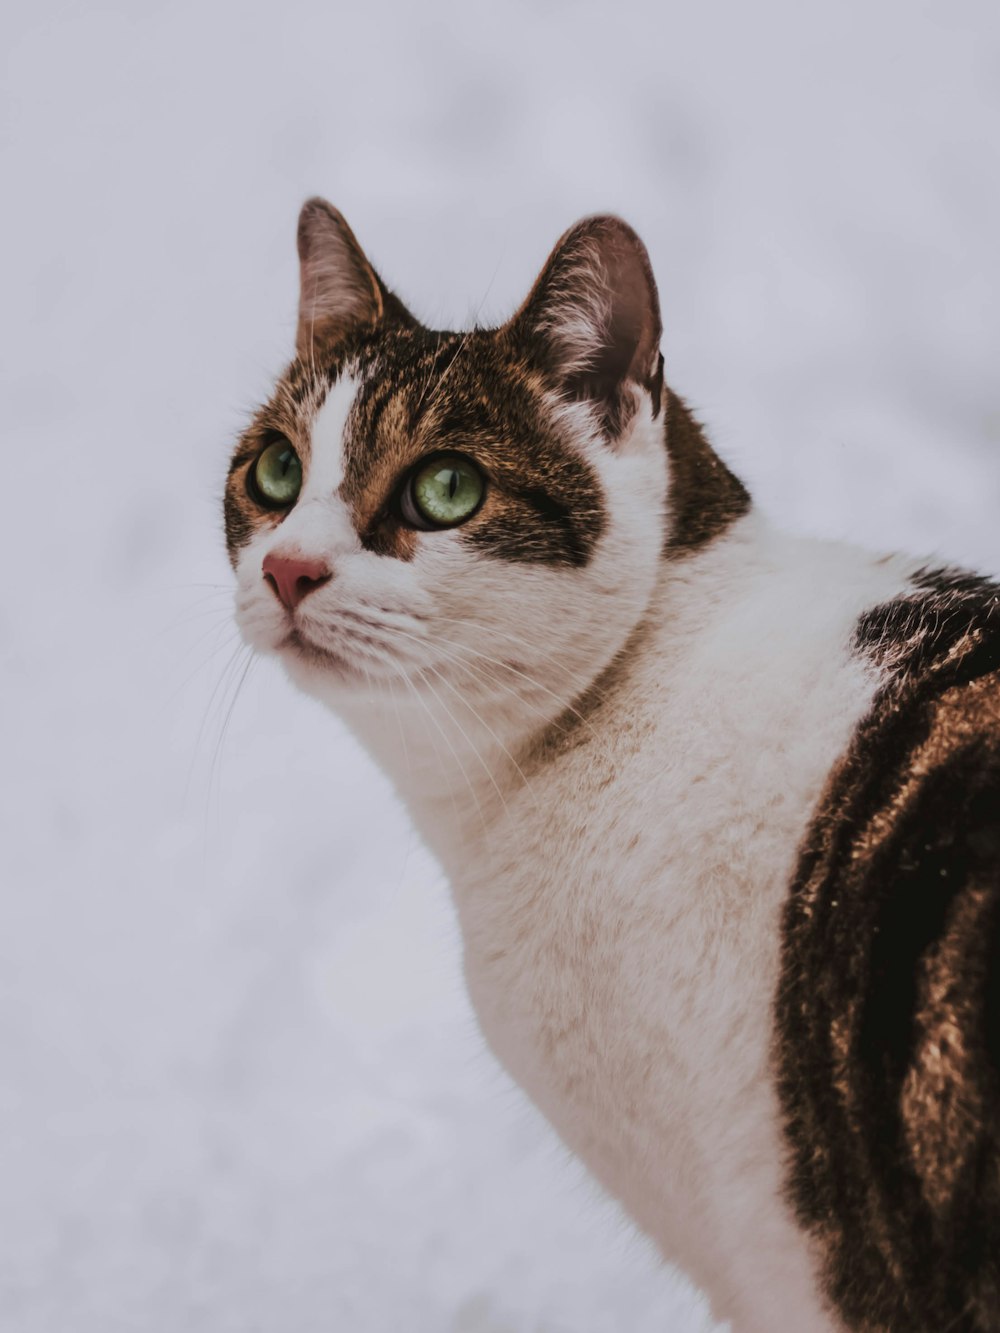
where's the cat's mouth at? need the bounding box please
[280,627,360,676]
[261,601,435,685]
[279,618,422,683]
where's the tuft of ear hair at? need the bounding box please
[295,199,411,359]
[511,215,664,437]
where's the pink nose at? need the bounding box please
[261,552,332,611]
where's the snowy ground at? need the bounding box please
[2,2,1000,1329]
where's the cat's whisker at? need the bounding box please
[393,667,440,765]
[153,593,242,679]
[171,599,236,623]
[413,330,449,414]
[419,258,502,416]
[418,630,606,746]
[205,648,257,835]
[373,619,569,708]
[336,606,430,636]
[154,604,236,653]
[165,591,234,613]
[409,640,574,744]
[375,620,612,774]
[416,662,514,816]
[422,662,540,815]
[405,667,491,831]
[396,667,468,830]
[436,639,612,733]
[166,625,245,709]
[152,589,236,645]
[421,327,473,418]
[380,622,572,741]
[427,613,605,682]
[185,639,251,805]
[157,581,233,595]
[305,628,428,678]
[386,672,412,779]
[349,616,570,813]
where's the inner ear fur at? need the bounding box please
[511,215,664,434]
[295,198,411,357]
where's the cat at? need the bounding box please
[225,198,1000,1332]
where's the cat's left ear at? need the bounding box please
[510,215,663,438]
[295,198,411,357]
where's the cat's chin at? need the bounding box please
[279,629,358,679]
[274,629,389,702]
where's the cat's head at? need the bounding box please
[225,200,678,727]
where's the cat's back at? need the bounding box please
[777,566,1000,1331]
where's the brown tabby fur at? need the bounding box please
[778,569,1000,1331]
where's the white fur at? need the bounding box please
[303,375,355,498]
[233,380,919,1332]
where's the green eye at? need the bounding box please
[252,440,302,508]
[402,454,485,530]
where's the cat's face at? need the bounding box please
[226,202,669,723]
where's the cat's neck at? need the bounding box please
[335,602,632,869]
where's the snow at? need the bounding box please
[1,1,999,1328]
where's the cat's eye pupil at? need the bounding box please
[405,454,485,529]
[253,440,302,508]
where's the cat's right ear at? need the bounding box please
[509,215,663,438]
[295,199,409,358]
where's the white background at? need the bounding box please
[2,2,999,1329]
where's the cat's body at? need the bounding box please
[226,201,1000,1331]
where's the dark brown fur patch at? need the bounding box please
[661,388,750,554]
[776,569,1000,1331]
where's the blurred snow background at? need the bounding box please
[2,1,999,1329]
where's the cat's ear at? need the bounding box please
[295,199,410,357]
[510,215,663,436]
